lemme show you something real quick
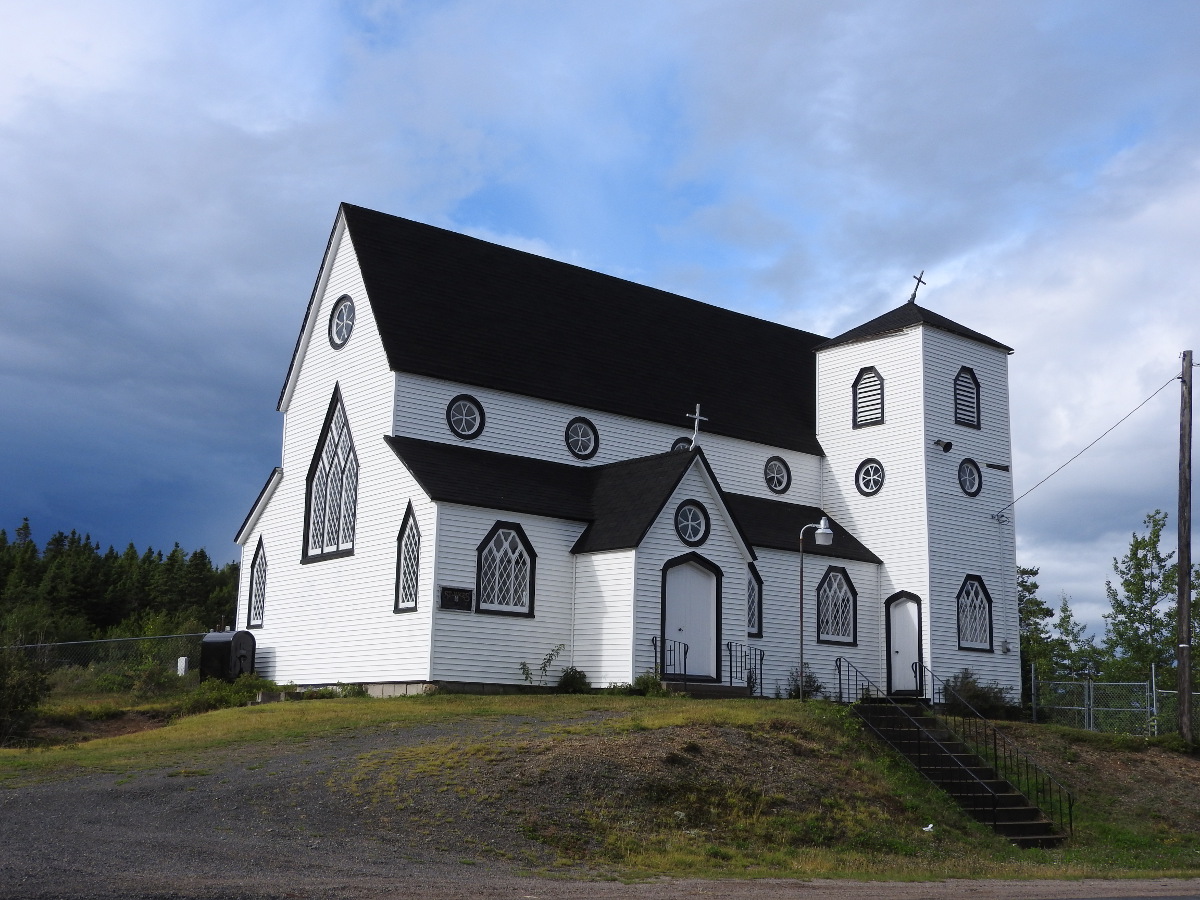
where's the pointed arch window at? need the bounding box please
[954,367,981,429]
[476,522,536,616]
[957,575,993,650]
[248,538,267,628]
[852,367,884,428]
[747,565,763,638]
[304,387,359,561]
[817,567,856,645]
[395,504,420,612]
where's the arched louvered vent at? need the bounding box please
[954,367,981,428]
[852,367,884,428]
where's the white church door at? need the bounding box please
[886,593,923,695]
[663,559,719,679]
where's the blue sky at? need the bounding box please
[2,0,1198,634]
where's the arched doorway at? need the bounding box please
[886,592,923,696]
[661,554,721,679]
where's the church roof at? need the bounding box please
[723,494,879,563]
[817,301,1013,353]
[383,435,872,561]
[339,204,826,455]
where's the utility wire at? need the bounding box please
[993,371,1180,523]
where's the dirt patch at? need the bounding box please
[27,710,167,746]
[1000,723,1200,838]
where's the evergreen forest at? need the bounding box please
[0,519,237,643]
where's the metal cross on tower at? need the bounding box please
[908,270,927,304]
[687,403,708,449]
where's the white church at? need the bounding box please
[234,203,1021,698]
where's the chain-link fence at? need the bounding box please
[14,634,206,699]
[1032,669,1199,738]
[1033,680,1154,733]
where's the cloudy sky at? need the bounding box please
[2,0,1197,634]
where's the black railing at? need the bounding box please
[835,657,1001,829]
[921,664,1074,836]
[651,636,688,689]
[725,641,765,696]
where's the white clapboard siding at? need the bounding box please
[429,504,585,686]
[629,462,754,681]
[393,371,822,505]
[236,227,437,685]
[921,329,1021,693]
[817,327,930,685]
[752,549,880,698]
[572,550,636,687]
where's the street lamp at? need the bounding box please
[798,516,834,699]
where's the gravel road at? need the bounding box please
[1,717,1197,900]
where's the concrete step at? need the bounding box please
[663,681,751,699]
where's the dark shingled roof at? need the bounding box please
[341,204,826,455]
[383,436,594,522]
[384,436,875,562]
[723,494,880,563]
[817,301,1012,353]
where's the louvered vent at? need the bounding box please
[852,367,884,427]
[954,367,980,428]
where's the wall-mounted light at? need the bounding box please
[1000,639,1012,654]
[933,439,953,453]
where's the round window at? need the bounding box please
[446,394,485,440]
[565,416,599,460]
[764,456,791,494]
[958,458,982,497]
[674,500,710,547]
[855,458,885,497]
[328,295,355,349]
[671,436,693,453]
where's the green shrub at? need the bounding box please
[178,674,281,716]
[632,669,669,697]
[556,666,591,693]
[0,644,50,745]
[783,663,825,700]
[940,668,1016,719]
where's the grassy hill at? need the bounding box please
[1,693,1198,881]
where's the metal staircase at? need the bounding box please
[836,658,1072,849]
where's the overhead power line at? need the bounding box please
[992,371,1181,523]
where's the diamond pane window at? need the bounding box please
[957,576,992,650]
[248,538,267,628]
[817,568,856,644]
[305,388,359,559]
[395,506,420,612]
[954,367,981,429]
[476,523,536,616]
[853,367,884,427]
[747,568,763,638]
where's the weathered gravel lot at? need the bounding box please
[2,715,1198,900]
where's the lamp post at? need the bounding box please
[799,516,834,698]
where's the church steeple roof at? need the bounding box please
[816,301,1013,353]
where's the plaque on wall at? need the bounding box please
[439,586,473,611]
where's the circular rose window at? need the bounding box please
[764,456,791,494]
[446,394,485,440]
[674,500,710,546]
[855,458,885,497]
[958,458,982,497]
[565,417,599,460]
[328,295,355,349]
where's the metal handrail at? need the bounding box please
[725,641,765,696]
[651,636,689,690]
[921,664,1074,835]
[835,658,1001,830]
